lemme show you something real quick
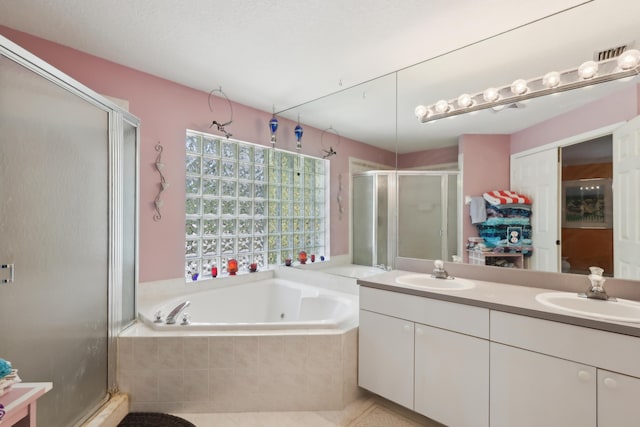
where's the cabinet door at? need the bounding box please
[598,369,640,426]
[415,323,489,427]
[358,309,414,409]
[490,343,596,427]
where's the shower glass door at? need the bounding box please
[352,172,393,268]
[397,172,458,262]
[0,47,110,426]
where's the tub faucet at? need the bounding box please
[432,259,453,280]
[580,267,615,301]
[166,300,191,324]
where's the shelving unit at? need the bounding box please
[468,251,524,269]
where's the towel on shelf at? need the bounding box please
[483,190,532,205]
[469,196,487,224]
[0,359,12,379]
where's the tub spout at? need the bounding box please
[166,300,191,324]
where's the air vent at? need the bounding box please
[593,44,631,61]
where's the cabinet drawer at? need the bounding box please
[360,286,489,338]
[491,311,640,378]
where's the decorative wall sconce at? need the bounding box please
[337,173,344,220]
[208,87,233,138]
[320,126,340,159]
[153,142,168,221]
[415,49,640,123]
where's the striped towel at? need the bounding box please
[483,190,532,205]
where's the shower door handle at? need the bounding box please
[1,263,15,284]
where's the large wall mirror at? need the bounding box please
[280,0,640,281]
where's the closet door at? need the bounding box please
[511,148,560,272]
[612,115,640,279]
[0,52,110,427]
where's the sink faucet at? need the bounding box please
[432,259,453,280]
[580,266,615,301]
[165,300,191,324]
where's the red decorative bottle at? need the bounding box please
[227,259,238,275]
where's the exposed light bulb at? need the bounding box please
[483,87,500,102]
[457,93,473,108]
[618,49,640,70]
[510,79,528,95]
[414,105,428,119]
[434,100,451,114]
[542,71,561,88]
[578,60,598,79]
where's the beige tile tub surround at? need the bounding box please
[117,328,362,413]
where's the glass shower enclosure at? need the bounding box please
[352,170,459,268]
[0,35,138,427]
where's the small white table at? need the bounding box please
[0,383,52,427]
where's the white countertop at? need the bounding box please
[357,269,640,338]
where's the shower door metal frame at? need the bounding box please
[1,34,139,399]
[352,170,397,269]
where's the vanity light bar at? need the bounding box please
[416,49,640,123]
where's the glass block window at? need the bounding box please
[185,130,327,280]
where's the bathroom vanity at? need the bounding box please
[357,270,640,427]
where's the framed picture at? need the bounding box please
[562,178,613,229]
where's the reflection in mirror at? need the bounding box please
[395,1,640,280]
[279,1,640,282]
[278,73,398,163]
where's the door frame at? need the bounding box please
[511,121,625,272]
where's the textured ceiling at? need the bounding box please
[1,0,639,153]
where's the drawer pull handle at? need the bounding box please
[577,370,592,382]
[603,377,617,388]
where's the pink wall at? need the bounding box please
[459,134,511,260]
[1,26,395,282]
[397,145,458,169]
[511,86,639,154]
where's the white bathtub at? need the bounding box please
[323,264,386,279]
[139,278,357,331]
[305,263,386,279]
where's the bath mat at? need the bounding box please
[118,412,195,427]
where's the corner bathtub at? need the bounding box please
[121,275,361,412]
[139,277,357,331]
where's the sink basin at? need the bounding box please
[395,274,475,290]
[535,292,640,323]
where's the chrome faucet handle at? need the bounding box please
[180,313,191,325]
[432,259,453,279]
[153,310,164,323]
[581,266,615,301]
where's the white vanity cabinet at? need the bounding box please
[358,309,414,408]
[491,311,640,427]
[490,342,596,427]
[359,286,490,427]
[414,323,489,426]
[597,369,640,426]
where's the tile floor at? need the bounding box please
[175,395,443,427]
